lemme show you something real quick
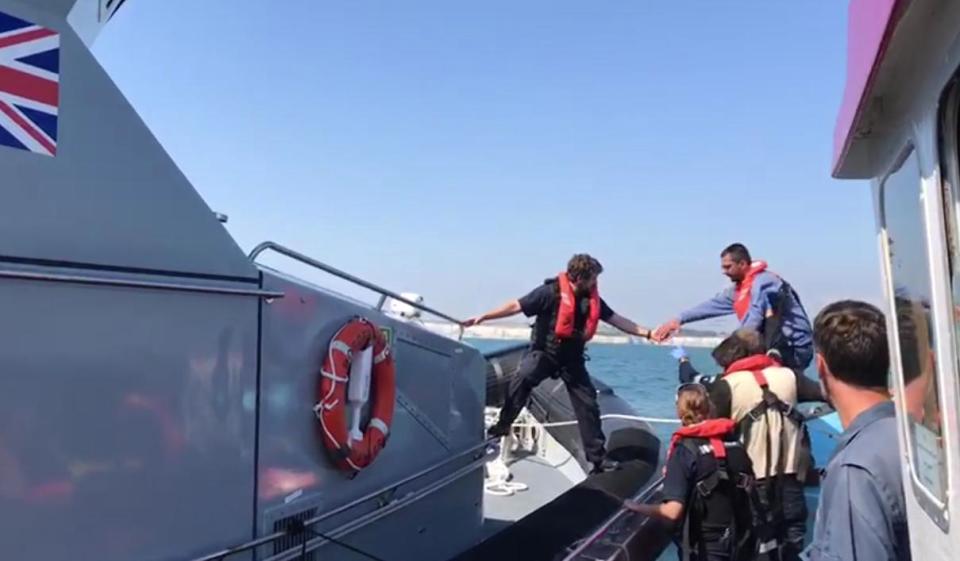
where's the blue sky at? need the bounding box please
[94,1,879,328]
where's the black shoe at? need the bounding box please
[487,424,509,439]
[590,459,619,475]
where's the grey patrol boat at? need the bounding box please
[0,2,664,560]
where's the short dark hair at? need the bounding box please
[711,329,765,368]
[813,300,889,388]
[721,243,751,264]
[567,254,603,282]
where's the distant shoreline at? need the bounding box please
[421,321,724,348]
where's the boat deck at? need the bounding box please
[481,452,582,540]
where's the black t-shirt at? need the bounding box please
[662,444,701,505]
[518,282,615,358]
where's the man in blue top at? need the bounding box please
[653,243,814,371]
[803,300,911,561]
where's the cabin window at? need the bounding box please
[882,149,948,504]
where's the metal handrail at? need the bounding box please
[560,475,666,561]
[0,268,284,299]
[189,438,495,561]
[249,241,465,339]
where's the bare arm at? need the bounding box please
[606,313,653,340]
[463,300,522,327]
[623,499,684,523]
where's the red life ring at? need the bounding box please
[315,317,396,473]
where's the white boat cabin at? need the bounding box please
[833,1,960,558]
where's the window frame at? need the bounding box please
[879,141,951,530]
[99,0,127,22]
[938,81,960,388]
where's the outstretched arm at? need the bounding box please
[462,300,522,327]
[624,448,690,523]
[678,288,736,324]
[678,359,702,384]
[653,288,736,342]
[623,499,683,523]
[605,313,653,340]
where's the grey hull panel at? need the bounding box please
[0,271,260,561]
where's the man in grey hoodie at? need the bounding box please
[654,243,814,371]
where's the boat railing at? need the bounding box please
[249,241,466,339]
[188,438,496,561]
[560,474,666,561]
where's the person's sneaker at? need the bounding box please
[486,424,509,439]
[590,459,619,475]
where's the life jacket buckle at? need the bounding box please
[695,479,713,497]
[757,538,780,554]
[695,472,721,497]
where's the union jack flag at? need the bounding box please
[0,10,59,156]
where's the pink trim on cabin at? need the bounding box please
[832,0,904,176]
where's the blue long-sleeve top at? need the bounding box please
[679,270,813,353]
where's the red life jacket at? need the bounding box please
[666,418,737,461]
[555,273,600,342]
[732,261,768,320]
[723,354,780,377]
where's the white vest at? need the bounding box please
[725,365,801,478]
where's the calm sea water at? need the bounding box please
[466,339,718,447]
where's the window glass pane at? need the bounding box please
[883,150,948,501]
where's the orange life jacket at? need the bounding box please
[555,273,600,341]
[733,261,768,320]
[722,353,780,377]
[666,418,737,461]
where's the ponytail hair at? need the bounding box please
[677,384,715,426]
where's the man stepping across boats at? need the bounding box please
[653,243,814,372]
[463,253,655,474]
